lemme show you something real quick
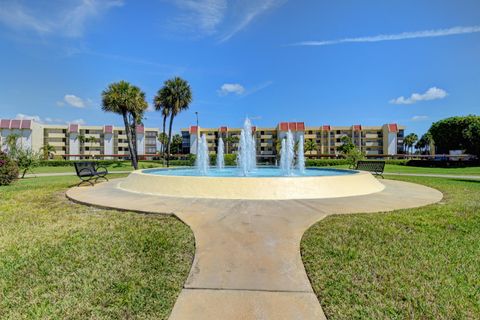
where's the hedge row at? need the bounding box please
[305,158,409,167]
[37,157,409,168]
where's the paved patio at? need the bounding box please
[66,178,442,319]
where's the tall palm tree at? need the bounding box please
[77,134,86,157]
[404,133,418,155]
[304,139,317,155]
[153,91,171,156]
[101,81,147,170]
[157,77,192,167]
[40,143,56,159]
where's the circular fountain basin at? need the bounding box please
[118,167,385,200]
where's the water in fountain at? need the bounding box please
[195,134,209,175]
[237,118,257,176]
[217,137,225,169]
[296,134,305,173]
[280,130,295,175]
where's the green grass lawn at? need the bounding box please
[301,176,480,319]
[333,164,480,175]
[0,175,195,319]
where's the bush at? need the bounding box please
[0,152,19,186]
[305,159,350,167]
[15,148,41,178]
[38,160,124,167]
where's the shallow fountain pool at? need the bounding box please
[143,167,356,177]
[119,166,385,200]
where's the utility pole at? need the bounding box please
[195,111,199,155]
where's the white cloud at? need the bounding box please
[219,0,287,42]
[219,83,245,96]
[166,0,286,41]
[169,0,227,35]
[15,113,42,123]
[411,115,429,121]
[291,25,480,46]
[61,94,87,108]
[0,0,124,37]
[15,114,82,125]
[70,118,86,125]
[390,87,448,105]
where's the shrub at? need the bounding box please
[0,151,19,186]
[15,148,41,178]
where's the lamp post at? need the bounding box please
[195,111,199,155]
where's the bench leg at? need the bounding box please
[78,177,94,187]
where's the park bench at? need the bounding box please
[355,160,385,178]
[74,161,109,186]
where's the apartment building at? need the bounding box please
[181,122,405,159]
[0,119,159,159]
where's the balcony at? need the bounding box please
[261,134,273,139]
[48,132,65,138]
[49,141,65,147]
[304,134,316,139]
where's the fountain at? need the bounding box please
[217,137,225,169]
[296,133,305,173]
[280,130,295,176]
[237,118,256,176]
[195,134,209,175]
[118,118,385,200]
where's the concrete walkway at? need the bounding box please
[66,179,442,319]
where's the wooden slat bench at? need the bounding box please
[355,160,385,178]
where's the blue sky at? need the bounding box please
[0,0,479,135]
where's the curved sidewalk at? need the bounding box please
[67,179,442,320]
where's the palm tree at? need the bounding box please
[153,91,171,156]
[5,133,20,156]
[304,139,317,155]
[40,143,56,159]
[404,133,418,154]
[77,134,86,157]
[224,135,239,154]
[156,77,192,167]
[101,81,147,170]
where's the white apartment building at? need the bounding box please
[0,119,159,160]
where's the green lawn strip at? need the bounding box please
[0,175,194,319]
[330,164,480,175]
[301,176,480,319]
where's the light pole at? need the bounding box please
[195,112,199,155]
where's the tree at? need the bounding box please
[40,143,56,159]
[156,77,192,167]
[337,136,355,154]
[225,135,239,154]
[153,91,171,155]
[170,134,183,154]
[337,136,364,167]
[304,139,317,155]
[428,115,480,156]
[102,81,148,169]
[158,132,169,155]
[15,148,40,178]
[4,133,21,157]
[86,136,99,158]
[403,133,418,154]
[463,119,480,156]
